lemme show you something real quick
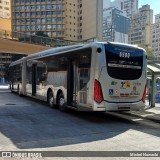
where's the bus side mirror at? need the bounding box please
[97,48,102,53]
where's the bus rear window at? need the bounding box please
[105,44,143,80]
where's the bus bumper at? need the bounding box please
[93,101,145,111]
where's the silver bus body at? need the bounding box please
[9,42,147,111]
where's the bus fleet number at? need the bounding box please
[119,52,130,58]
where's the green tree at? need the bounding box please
[139,45,155,59]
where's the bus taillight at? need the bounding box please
[94,79,103,103]
[142,85,147,103]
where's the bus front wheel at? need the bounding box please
[58,92,67,112]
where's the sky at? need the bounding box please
[139,0,160,16]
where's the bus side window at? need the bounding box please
[78,52,91,87]
[79,53,91,68]
[26,61,32,84]
[12,64,22,82]
[58,57,68,71]
[38,63,47,82]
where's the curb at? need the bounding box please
[124,111,160,123]
[142,116,160,123]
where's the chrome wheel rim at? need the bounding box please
[59,97,65,107]
[49,93,53,106]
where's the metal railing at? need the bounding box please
[147,56,160,61]
[0,30,97,47]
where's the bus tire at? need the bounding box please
[58,92,67,112]
[48,90,54,107]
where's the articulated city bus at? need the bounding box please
[9,42,147,111]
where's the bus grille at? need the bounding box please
[118,107,130,110]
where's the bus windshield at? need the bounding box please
[105,43,144,80]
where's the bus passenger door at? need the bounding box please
[67,59,77,106]
[67,49,91,107]
[77,51,91,106]
[78,68,90,105]
[32,64,37,96]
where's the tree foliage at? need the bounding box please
[138,45,155,59]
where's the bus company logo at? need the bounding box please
[111,81,117,85]
[133,86,137,92]
[121,82,126,89]
[126,81,130,88]
[115,90,118,95]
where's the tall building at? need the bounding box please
[11,0,103,41]
[0,0,11,38]
[152,13,160,56]
[104,0,138,19]
[103,0,111,9]
[128,5,153,47]
[0,0,11,18]
[103,7,130,43]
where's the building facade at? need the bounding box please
[152,13,160,56]
[0,0,11,18]
[104,0,138,19]
[103,7,130,43]
[0,0,11,39]
[0,37,49,84]
[0,52,26,84]
[128,5,153,47]
[0,17,11,38]
[114,0,138,19]
[103,0,111,9]
[11,0,103,41]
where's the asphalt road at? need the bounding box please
[0,90,160,160]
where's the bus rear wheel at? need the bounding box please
[48,90,54,107]
[58,92,67,112]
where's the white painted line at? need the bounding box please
[131,118,143,121]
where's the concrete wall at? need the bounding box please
[0,18,11,38]
[82,0,103,41]
[0,39,50,54]
[0,18,11,31]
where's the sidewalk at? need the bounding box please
[129,100,160,123]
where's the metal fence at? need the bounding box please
[0,30,97,47]
[148,56,160,61]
